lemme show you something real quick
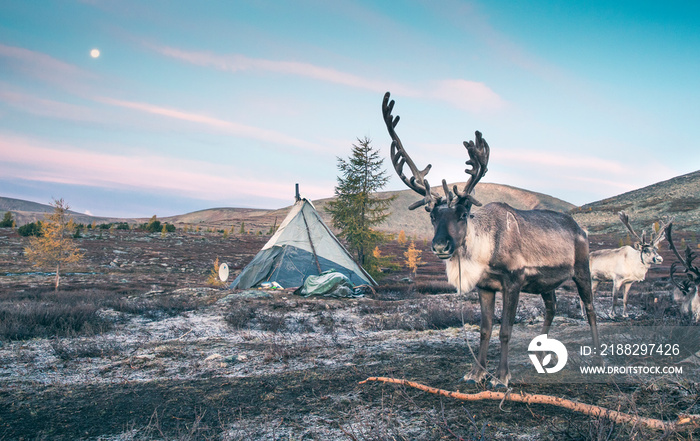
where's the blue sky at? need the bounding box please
[1,1,698,217]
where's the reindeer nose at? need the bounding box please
[432,240,453,258]
[655,255,663,264]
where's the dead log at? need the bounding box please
[359,376,700,432]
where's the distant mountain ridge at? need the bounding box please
[0,197,140,226]
[0,182,574,239]
[3,170,698,238]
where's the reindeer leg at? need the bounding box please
[611,278,621,317]
[537,290,558,367]
[541,290,556,335]
[573,248,599,351]
[463,288,495,384]
[492,281,522,389]
[621,282,632,318]
[580,280,598,318]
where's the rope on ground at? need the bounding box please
[359,376,700,432]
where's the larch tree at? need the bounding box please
[404,240,423,279]
[326,136,395,275]
[24,198,84,291]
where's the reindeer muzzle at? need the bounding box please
[432,240,454,260]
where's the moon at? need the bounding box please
[90,49,100,58]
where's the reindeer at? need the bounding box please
[585,212,671,318]
[665,224,700,323]
[382,92,599,388]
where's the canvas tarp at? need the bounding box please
[230,198,376,289]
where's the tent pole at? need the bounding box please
[301,208,322,274]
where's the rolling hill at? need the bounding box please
[307,182,575,239]
[2,169,698,238]
[0,197,136,226]
[572,170,700,234]
[0,182,574,239]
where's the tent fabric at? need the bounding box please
[230,198,376,289]
[294,271,362,298]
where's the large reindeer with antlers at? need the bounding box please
[665,224,700,322]
[586,212,671,318]
[382,92,599,388]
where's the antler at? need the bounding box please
[619,211,645,244]
[382,92,440,210]
[665,223,700,293]
[651,217,674,247]
[382,92,490,211]
[451,131,490,208]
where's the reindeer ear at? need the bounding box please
[634,243,642,251]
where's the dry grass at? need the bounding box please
[0,288,205,341]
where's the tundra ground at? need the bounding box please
[0,228,698,440]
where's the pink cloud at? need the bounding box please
[0,88,100,122]
[155,46,411,95]
[0,44,96,87]
[493,149,626,174]
[96,97,327,152]
[431,79,506,113]
[0,135,332,201]
[153,45,506,113]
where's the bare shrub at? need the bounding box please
[373,283,419,301]
[414,280,456,294]
[668,197,700,212]
[286,315,315,334]
[108,295,201,320]
[422,303,479,329]
[0,288,209,340]
[0,300,111,340]
[262,335,311,363]
[255,311,288,333]
[356,300,397,316]
[556,296,584,319]
[363,312,423,332]
[224,304,256,329]
[316,311,338,334]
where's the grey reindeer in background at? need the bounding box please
[381,92,599,388]
[666,224,700,323]
[586,212,671,318]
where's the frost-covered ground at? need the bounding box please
[1,228,698,440]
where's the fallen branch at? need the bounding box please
[359,376,700,432]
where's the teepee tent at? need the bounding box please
[230,188,376,289]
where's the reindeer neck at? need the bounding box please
[445,216,490,293]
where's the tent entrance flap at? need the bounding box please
[301,209,322,274]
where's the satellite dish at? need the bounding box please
[218,262,229,282]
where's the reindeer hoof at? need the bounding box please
[489,379,509,389]
[462,375,481,385]
[462,370,486,384]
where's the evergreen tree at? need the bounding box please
[325,137,395,271]
[24,198,83,291]
[0,211,13,227]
